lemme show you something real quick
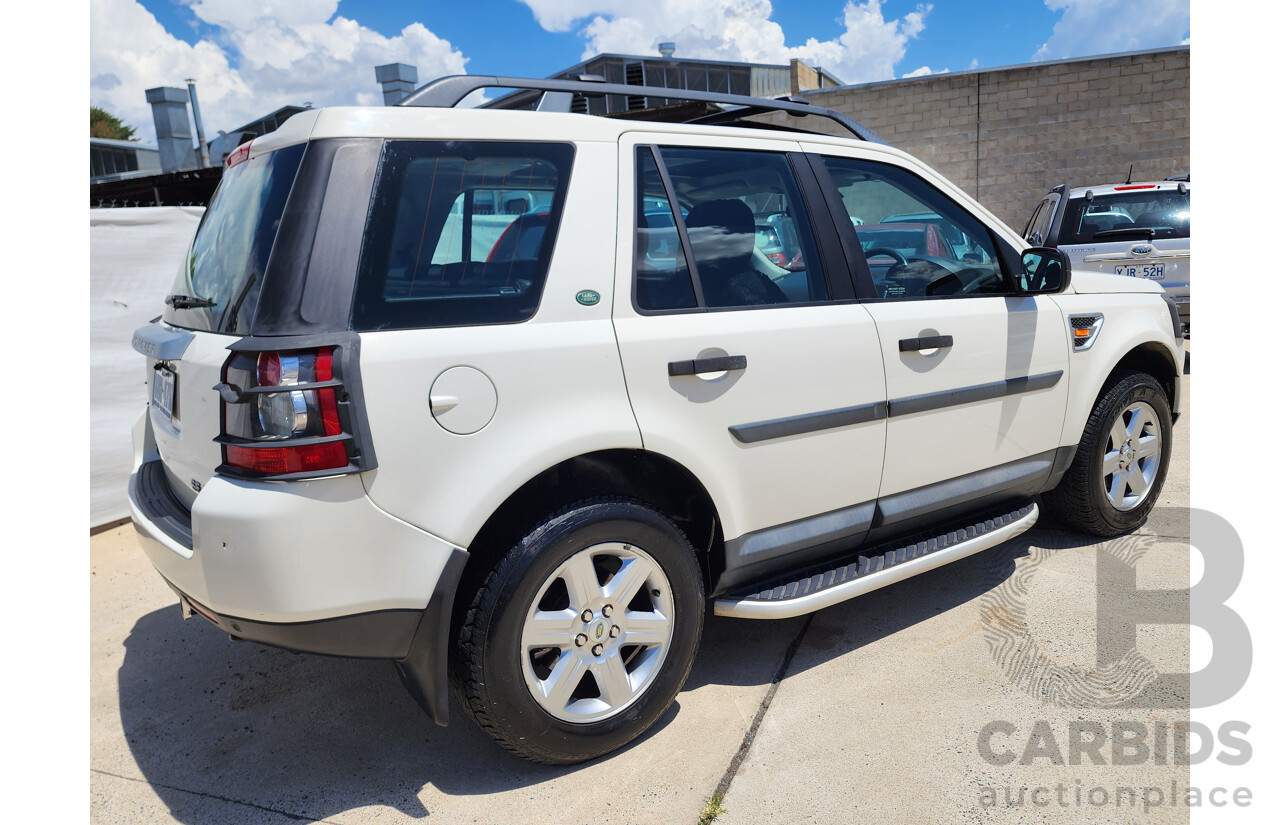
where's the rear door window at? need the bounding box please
[634,146,829,311]
[352,141,574,330]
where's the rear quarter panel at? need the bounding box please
[356,141,644,548]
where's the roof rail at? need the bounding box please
[396,74,886,144]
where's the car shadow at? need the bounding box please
[116,597,795,822]
[114,524,1147,822]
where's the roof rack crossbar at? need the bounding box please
[396,75,885,143]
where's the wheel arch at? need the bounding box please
[451,449,725,628]
[1108,341,1179,412]
[1062,335,1180,449]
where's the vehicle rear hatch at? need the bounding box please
[1051,184,1190,302]
[137,132,383,507]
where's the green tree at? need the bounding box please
[90,106,137,141]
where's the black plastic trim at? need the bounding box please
[729,401,886,444]
[710,448,1071,597]
[789,152,857,302]
[1162,294,1186,340]
[130,460,193,549]
[1045,187,1070,248]
[735,501,1036,604]
[716,502,875,596]
[395,547,470,726]
[668,355,747,377]
[899,334,953,352]
[873,448,1059,532]
[803,153,879,301]
[250,139,383,336]
[162,577,423,659]
[888,370,1062,418]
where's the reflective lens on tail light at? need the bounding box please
[220,346,350,476]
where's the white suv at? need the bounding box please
[1024,177,1190,332]
[129,76,1184,765]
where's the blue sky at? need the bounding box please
[91,1,1190,143]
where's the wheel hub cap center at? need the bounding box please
[590,618,611,645]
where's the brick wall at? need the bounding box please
[758,47,1189,231]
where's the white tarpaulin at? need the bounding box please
[90,207,204,528]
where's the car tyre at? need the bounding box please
[1043,369,1172,536]
[455,497,705,764]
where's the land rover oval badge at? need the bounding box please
[576,290,601,306]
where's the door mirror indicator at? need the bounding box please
[1017,247,1072,295]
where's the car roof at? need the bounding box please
[248,106,923,167]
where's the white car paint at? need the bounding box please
[131,105,1184,627]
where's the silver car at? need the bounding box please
[1024,176,1190,332]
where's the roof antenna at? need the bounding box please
[1125,163,1134,185]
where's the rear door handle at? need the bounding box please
[899,335,953,352]
[668,355,748,376]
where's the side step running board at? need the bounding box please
[714,501,1038,619]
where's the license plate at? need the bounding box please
[152,366,177,424]
[1116,263,1165,280]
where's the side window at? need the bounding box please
[352,141,573,331]
[635,148,697,311]
[633,146,828,310]
[1023,199,1046,243]
[819,156,1006,301]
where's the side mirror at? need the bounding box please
[1017,247,1071,295]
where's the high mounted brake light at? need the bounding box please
[1113,184,1156,190]
[217,341,372,479]
[226,140,252,169]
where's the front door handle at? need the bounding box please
[899,334,953,352]
[668,354,748,376]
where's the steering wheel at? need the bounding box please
[863,247,908,265]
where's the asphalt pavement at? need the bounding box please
[91,376,1191,824]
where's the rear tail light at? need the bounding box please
[217,344,361,478]
[766,252,787,266]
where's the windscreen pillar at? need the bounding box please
[145,86,198,173]
[376,63,419,106]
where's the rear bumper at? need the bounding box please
[128,458,465,629]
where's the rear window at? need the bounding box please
[1061,190,1190,244]
[352,141,574,330]
[163,143,306,333]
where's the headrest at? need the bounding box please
[685,199,755,264]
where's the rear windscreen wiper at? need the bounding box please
[1092,227,1157,240]
[165,294,216,309]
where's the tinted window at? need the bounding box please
[820,156,1005,300]
[352,141,573,330]
[634,148,697,310]
[163,143,305,333]
[644,147,828,309]
[1060,190,1190,243]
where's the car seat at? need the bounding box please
[685,199,787,307]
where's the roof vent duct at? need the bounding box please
[658,42,676,58]
[375,63,419,106]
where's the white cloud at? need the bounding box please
[1033,0,1190,61]
[518,0,932,85]
[903,65,947,78]
[90,0,468,144]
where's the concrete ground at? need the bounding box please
[91,377,1190,825]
